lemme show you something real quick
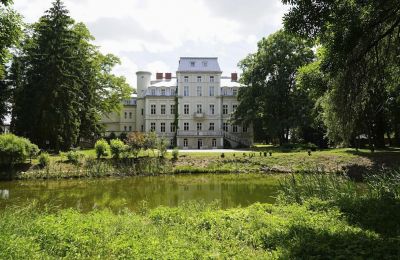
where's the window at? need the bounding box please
[170,123,176,132]
[129,112,132,119]
[233,89,238,96]
[166,88,170,96]
[184,122,189,131]
[161,122,165,132]
[183,138,188,147]
[197,76,202,82]
[198,139,203,148]
[209,104,215,115]
[151,89,156,95]
[141,125,144,132]
[141,109,144,115]
[209,122,215,131]
[223,104,228,114]
[129,126,132,131]
[223,123,228,132]
[197,86,202,96]
[210,76,214,83]
[232,125,238,133]
[233,104,237,111]
[196,104,202,113]
[209,86,214,96]
[222,88,228,96]
[184,76,189,83]
[150,122,156,131]
[170,139,174,147]
[161,104,166,115]
[184,86,189,96]
[190,61,195,67]
[243,125,248,133]
[184,104,189,114]
[151,104,156,114]
[212,138,217,147]
[161,89,166,96]
[124,112,127,119]
[124,126,127,131]
[171,88,176,95]
[202,61,208,67]
[197,122,202,131]
[170,104,176,114]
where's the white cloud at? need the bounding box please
[12,0,287,88]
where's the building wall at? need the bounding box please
[101,58,253,149]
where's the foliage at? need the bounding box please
[10,0,131,150]
[126,132,145,158]
[235,30,314,145]
[0,133,39,167]
[156,137,168,158]
[66,150,83,164]
[172,148,179,160]
[279,169,400,237]
[109,139,127,159]
[0,200,398,259]
[143,131,157,151]
[0,3,22,123]
[282,0,400,148]
[94,139,109,159]
[38,152,50,168]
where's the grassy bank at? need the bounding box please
[1,169,399,259]
[1,200,398,259]
[2,147,400,180]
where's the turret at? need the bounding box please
[136,71,151,98]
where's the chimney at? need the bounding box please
[231,73,238,82]
[165,73,172,80]
[156,72,163,80]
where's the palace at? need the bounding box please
[101,57,253,149]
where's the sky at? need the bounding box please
[12,0,288,87]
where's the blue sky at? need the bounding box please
[13,0,288,86]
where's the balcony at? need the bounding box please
[193,112,205,119]
[177,130,222,137]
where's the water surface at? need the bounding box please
[0,174,282,212]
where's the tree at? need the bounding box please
[126,132,145,158]
[235,30,314,145]
[0,2,22,124]
[282,0,400,148]
[10,0,131,150]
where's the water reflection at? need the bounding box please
[0,174,282,212]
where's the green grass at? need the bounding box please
[1,200,398,259]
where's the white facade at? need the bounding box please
[101,57,253,149]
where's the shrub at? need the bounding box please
[94,139,109,159]
[67,151,83,164]
[126,132,145,158]
[172,148,179,160]
[221,153,225,158]
[157,137,168,158]
[110,139,127,159]
[0,134,39,167]
[38,152,50,168]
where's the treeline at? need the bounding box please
[0,0,131,151]
[235,0,400,149]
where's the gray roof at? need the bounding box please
[177,57,222,72]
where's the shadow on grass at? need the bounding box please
[345,148,400,169]
[265,224,400,259]
[338,197,400,238]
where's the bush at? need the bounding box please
[0,134,39,167]
[126,132,145,158]
[172,148,179,160]
[94,139,109,159]
[110,139,127,159]
[66,151,83,164]
[38,152,50,168]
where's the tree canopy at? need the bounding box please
[235,30,314,145]
[10,0,131,150]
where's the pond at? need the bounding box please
[0,174,283,212]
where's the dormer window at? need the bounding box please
[190,61,195,67]
[202,61,208,67]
